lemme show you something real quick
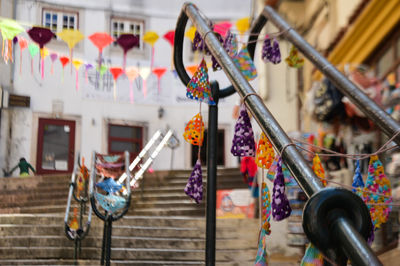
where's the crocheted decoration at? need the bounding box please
[186,58,215,105]
[261,36,281,64]
[352,160,365,192]
[95,192,126,213]
[234,45,257,81]
[312,154,327,187]
[231,104,256,157]
[363,155,392,229]
[240,156,258,178]
[300,243,324,266]
[256,132,275,169]
[223,31,238,58]
[282,163,297,186]
[255,229,268,266]
[96,178,122,194]
[272,159,292,221]
[211,33,224,71]
[183,113,204,146]
[266,155,279,182]
[184,159,203,204]
[261,182,272,234]
[285,45,304,68]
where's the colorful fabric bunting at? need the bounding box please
[183,113,204,146]
[184,159,203,204]
[96,178,123,194]
[267,155,279,182]
[186,58,215,105]
[262,36,281,64]
[57,29,84,73]
[261,182,272,234]
[285,45,304,68]
[272,159,292,221]
[255,229,268,266]
[312,154,326,187]
[95,192,126,213]
[256,132,275,169]
[300,243,324,266]
[352,160,364,192]
[223,31,238,58]
[234,45,257,81]
[231,104,255,157]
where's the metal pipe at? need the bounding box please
[261,5,400,146]
[205,82,219,265]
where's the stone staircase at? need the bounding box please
[0,168,260,265]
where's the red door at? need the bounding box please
[36,118,76,175]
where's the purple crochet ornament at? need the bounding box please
[231,104,256,157]
[184,159,203,204]
[223,31,238,58]
[261,36,281,64]
[272,159,292,221]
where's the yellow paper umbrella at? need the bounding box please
[236,17,250,36]
[72,59,83,91]
[185,26,196,42]
[0,18,24,63]
[143,31,159,69]
[139,66,151,98]
[57,29,84,73]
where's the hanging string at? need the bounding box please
[198,102,202,160]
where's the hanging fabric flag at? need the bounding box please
[28,43,39,75]
[72,59,83,91]
[27,27,54,79]
[234,45,257,81]
[49,53,58,75]
[262,36,281,64]
[183,113,204,146]
[84,63,93,83]
[143,31,159,70]
[214,21,232,39]
[312,154,327,187]
[256,132,275,169]
[300,243,324,266]
[186,58,215,105]
[18,37,28,74]
[163,30,175,69]
[364,155,392,229]
[285,45,304,68]
[95,192,126,213]
[352,160,364,192]
[272,159,292,221]
[57,29,84,74]
[184,159,203,204]
[96,178,123,194]
[116,34,139,71]
[255,229,268,266]
[0,18,24,63]
[126,66,139,104]
[139,66,151,98]
[261,182,272,234]
[152,67,167,94]
[109,67,124,101]
[59,56,70,82]
[231,104,255,157]
[88,32,114,79]
[223,31,238,58]
[267,155,279,182]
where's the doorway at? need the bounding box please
[191,129,225,167]
[36,118,76,174]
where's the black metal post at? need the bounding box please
[105,217,112,266]
[205,82,219,265]
[100,217,107,265]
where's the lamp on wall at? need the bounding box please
[158,106,165,119]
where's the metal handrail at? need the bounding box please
[174,2,384,265]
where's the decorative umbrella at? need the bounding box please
[109,67,124,101]
[28,43,39,75]
[236,17,250,39]
[116,34,139,71]
[152,67,167,94]
[126,66,140,103]
[59,56,70,82]
[27,26,55,79]
[143,31,159,70]
[0,18,24,63]
[213,21,232,38]
[88,32,114,77]
[49,53,58,74]
[84,63,93,83]
[185,26,196,42]
[18,37,28,74]
[72,59,83,91]
[139,66,151,98]
[163,30,175,69]
[57,29,85,74]
[186,65,198,76]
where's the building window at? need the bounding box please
[43,9,78,37]
[111,18,144,50]
[108,124,143,160]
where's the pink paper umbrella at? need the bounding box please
[163,30,175,69]
[152,67,167,94]
[50,53,58,74]
[125,66,139,104]
[88,32,114,79]
[116,34,139,71]
[213,21,232,38]
[18,37,28,75]
[27,26,55,79]
[59,56,70,82]
[109,67,124,101]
